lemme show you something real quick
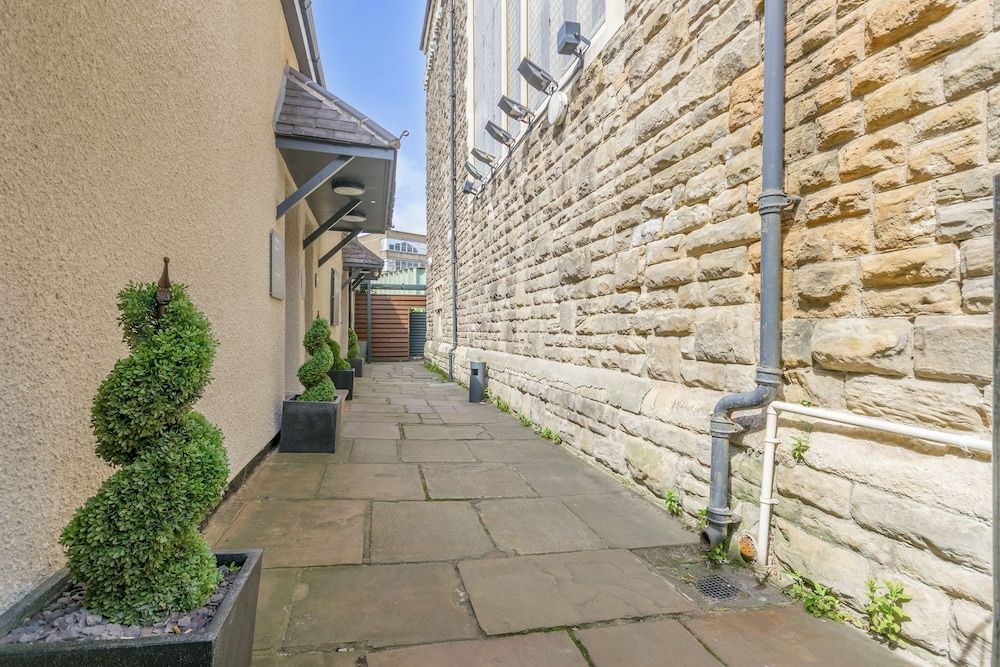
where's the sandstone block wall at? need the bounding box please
[423,0,997,663]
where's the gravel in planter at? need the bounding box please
[0,564,240,646]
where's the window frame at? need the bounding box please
[466,0,625,157]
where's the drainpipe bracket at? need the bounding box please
[710,415,743,437]
[758,190,797,215]
[755,366,783,388]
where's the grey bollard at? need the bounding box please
[469,361,487,403]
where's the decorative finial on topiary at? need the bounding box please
[298,318,335,401]
[60,262,228,624]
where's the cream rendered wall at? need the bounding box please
[0,1,305,612]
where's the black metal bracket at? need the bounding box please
[317,230,361,268]
[276,155,352,219]
[303,198,361,249]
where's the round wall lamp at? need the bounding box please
[548,91,568,126]
[342,212,367,223]
[332,181,366,196]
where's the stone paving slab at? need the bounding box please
[252,651,358,666]
[367,632,588,667]
[458,549,696,634]
[402,424,491,439]
[476,497,605,555]
[562,493,699,548]
[348,439,398,463]
[341,421,401,439]
[574,619,721,667]
[253,569,298,651]
[514,460,624,497]
[236,463,325,500]
[219,500,364,568]
[466,440,528,463]
[683,607,917,666]
[371,501,496,562]
[399,441,477,462]
[481,423,540,439]
[318,463,424,500]
[285,563,481,648]
[423,463,537,499]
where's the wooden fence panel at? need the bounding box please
[354,293,426,360]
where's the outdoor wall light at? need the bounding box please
[557,21,591,56]
[485,120,515,147]
[517,57,558,94]
[342,212,367,223]
[498,95,533,122]
[332,181,366,196]
[462,179,481,195]
[464,159,485,181]
[471,147,496,166]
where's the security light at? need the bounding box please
[332,181,366,196]
[471,147,496,166]
[464,160,485,181]
[462,179,481,195]
[342,212,367,223]
[498,95,533,122]
[557,21,591,55]
[517,57,558,94]
[485,120,515,146]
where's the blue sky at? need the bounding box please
[313,1,427,234]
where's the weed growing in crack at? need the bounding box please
[865,579,910,645]
[664,489,682,516]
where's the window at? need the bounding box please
[469,0,618,156]
[386,259,426,272]
[386,240,427,255]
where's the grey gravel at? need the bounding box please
[0,565,240,646]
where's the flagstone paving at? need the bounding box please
[204,361,917,666]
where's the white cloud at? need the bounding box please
[390,151,427,234]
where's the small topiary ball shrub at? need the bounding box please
[298,318,335,401]
[347,328,361,361]
[60,268,229,625]
[328,334,352,371]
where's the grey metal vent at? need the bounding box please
[696,574,743,600]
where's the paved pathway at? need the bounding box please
[204,361,914,666]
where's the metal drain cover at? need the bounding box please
[696,574,743,600]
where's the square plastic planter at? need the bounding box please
[348,358,363,378]
[0,549,262,667]
[279,395,343,453]
[328,368,355,400]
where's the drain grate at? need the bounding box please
[695,574,743,600]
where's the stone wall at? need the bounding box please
[422,0,996,663]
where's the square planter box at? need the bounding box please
[328,368,355,400]
[279,395,343,453]
[348,358,363,378]
[0,549,262,667]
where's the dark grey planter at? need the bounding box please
[328,368,355,400]
[0,550,262,667]
[279,395,343,452]
[348,358,363,378]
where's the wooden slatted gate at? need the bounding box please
[354,293,427,361]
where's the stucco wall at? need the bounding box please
[0,0,346,612]
[423,0,997,664]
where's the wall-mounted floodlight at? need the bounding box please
[498,95,533,122]
[464,160,485,181]
[462,179,481,195]
[485,120,515,147]
[557,21,591,56]
[517,57,558,94]
[471,147,496,166]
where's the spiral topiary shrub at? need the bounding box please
[298,318,335,401]
[347,328,361,361]
[60,266,229,625]
[328,334,352,371]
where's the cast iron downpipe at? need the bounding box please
[447,0,459,381]
[702,0,792,550]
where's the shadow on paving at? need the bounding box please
[203,361,917,667]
